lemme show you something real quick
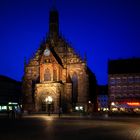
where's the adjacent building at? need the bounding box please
[0,75,22,112]
[108,58,140,113]
[22,9,97,113]
[97,85,108,112]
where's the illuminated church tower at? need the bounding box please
[22,9,96,113]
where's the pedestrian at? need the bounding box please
[59,107,62,118]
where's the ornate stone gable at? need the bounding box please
[22,9,96,113]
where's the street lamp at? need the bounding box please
[45,96,53,116]
[88,100,93,115]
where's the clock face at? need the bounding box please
[44,48,50,56]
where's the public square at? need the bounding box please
[0,114,140,140]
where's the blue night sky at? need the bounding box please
[0,0,140,85]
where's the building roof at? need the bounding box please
[50,46,63,66]
[108,58,140,74]
[0,75,22,103]
[0,75,20,83]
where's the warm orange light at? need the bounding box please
[127,102,140,106]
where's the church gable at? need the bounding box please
[52,37,84,65]
[22,8,97,113]
[40,44,63,66]
[40,44,63,83]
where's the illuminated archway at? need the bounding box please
[40,95,54,112]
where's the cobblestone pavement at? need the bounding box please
[0,114,140,140]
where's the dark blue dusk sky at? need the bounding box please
[0,0,140,85]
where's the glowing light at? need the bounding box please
[103,108,109,111]
[75,106,79,110]
[45,96,53,104]
[111,102,115,106]
[75,106,83,111]
[111,108,118,112]
[88,101,91,104]
[1,106,7,110]
[79,106,83,110]
[8,102,18,105]
[127,102,140,106]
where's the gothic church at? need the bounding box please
[22,9,97,113]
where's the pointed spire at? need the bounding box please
[49,7,59,39]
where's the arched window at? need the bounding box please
[44,68,51,81]
[53,68,57,81]
[71,72,78,106]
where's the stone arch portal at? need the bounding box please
[41,95,54,113]
[39,91,56,113]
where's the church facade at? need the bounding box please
[22,9,97,113]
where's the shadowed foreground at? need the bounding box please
[0,115,140,140]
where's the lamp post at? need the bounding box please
[88,100,93,116]
[45,96,53,116]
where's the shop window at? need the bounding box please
[128,77,134,83]
[135,76,140,83]
[110,78,116,85]
[116,78,121,84]
[122,77,127,83]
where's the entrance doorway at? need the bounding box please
[41,102,47,111]
[41,96,54,114]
